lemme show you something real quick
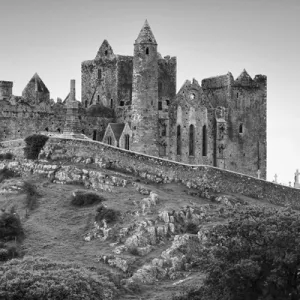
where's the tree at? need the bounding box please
[184,206,300,300]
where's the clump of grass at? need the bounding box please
[0,153,13,160]
[0,168,19,184]
[95,205,120,224]
[23,181,40,211]
[71,191,106,207]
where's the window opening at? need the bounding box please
[239,123,243,134]
[202,125,207,156]
[124,134,130,150]
[177,125,181,155]
[93,130,97,140]
[189,124,195,156]
[158,102,162,110]
[146,47,149,55]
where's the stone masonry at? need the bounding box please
[0,20,266,179]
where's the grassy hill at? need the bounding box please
[0,160,281,300]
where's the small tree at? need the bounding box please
[24,134,48,159]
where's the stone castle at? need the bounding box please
[0,20,267,179]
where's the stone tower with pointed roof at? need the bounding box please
[131,20,159,156]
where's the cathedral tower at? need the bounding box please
[131,20,159,156]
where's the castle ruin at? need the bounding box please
[0,20,267,179]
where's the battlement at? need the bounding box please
[202,74,230,89]
[0,81,13,88]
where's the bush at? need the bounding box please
[0,168,19,183]
[0,210,23,240]
[185,222,199,234]
[95,205,120,224]
[176,206,300,300]
[0,256,117,300]
[71,191,106,207]
[24,134,49,159]
[23,181,40,210]
[0,152,13,160]
[0,244,18,261]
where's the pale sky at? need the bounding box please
[0,0,299,184]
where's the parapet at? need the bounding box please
[202,73,232,90]
[0,81,13,100]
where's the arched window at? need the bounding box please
[202,125,207,156]
[110,99,113,108]
[189,124,195,156]
[124,134,130,150]
[239,123,243,134]
[177,125,181,155]
[146,47,149,55]
[93,130,97,140]
[107,136,112,145]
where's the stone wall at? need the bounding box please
[34,137,300,209]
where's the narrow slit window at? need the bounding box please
[146,47,149,55]
[158,102,162,110]
[189,124,195,156]
[98,69,102,80]
[239,123,243,134]
[97,95,100,103]
[107,136,112,145]
[124,134,130,150]
[202,125,207,156]
[177,125,181,155]
[110,99,113,108]
[93,130,97,140]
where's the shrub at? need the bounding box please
[23,181,40,210]
[0,210,23,240]
[0,256,117,300]
[0,168,19,183]
[71,191,106,206]
[24,134,49,159]
[95,205,120,224]
[175,206,300,300]
[0,244,19,261]
[0,152,13,160]
[185,222,199,234]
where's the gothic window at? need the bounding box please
[189,124,195,156]
[239,123,243,134]
[177,125,181,155]
[110,99,113,108]
[93,130,97,140]
[158,101,162,110]
[161,123,167,137]
[202,125,207,156]
[107,136,112,145]
[98,69,102,80]
[124,134,130,150]
[146,47,149,55]
[105,50,108,56]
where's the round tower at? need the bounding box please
[0,81,13,100]
[131,20,159,156]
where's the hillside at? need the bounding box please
[0,161,279,300]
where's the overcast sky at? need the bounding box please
[0,0,299,184]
